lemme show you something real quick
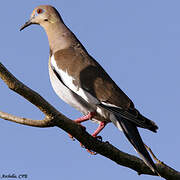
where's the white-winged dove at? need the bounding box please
[20,5,159,175]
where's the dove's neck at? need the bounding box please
[42,21,76,53]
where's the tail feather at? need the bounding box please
[99,103,158,132]
[114,114,159,175]
[138,113,158,132]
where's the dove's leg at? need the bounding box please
[92,121,106,138]
[74,112,96,123]
[68,112,107,155]
[68,112,96,139]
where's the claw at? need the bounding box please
[80,142,85,148]
[86,149,97,155]
[82,135,103,155]
[68,133,75,141]
[94,135,103,142]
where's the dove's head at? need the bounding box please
[20,5,63,31]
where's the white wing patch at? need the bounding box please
[101,102,122,109]
[51,55,99,105]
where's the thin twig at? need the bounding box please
[145,144,162,164]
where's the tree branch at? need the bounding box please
[0,62,179,180]
[0,111,53,127]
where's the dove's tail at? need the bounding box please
[114,114,160,176]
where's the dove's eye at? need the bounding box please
[36,8,44,14]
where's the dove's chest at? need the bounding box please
[48,55,97,115]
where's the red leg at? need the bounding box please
[68,112,107,155]
[74,112,96,123]
[68,112,96,140]
[92,121,106,138]
[85,122,107,155]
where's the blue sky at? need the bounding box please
[0,0,179,179]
